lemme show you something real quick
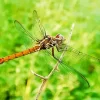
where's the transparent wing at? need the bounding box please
[57,44,100,64]
[60,46,100,87]
[14,10,47,49]
[14,20,37,49]
[63,45,100,65]
[45,46,100,88]
[14,20,37,41]
[32,10,47,41]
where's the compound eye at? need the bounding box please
[56,34,64,40]
[56,34,60,38]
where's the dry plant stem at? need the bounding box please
[31,70,47,80]
[48,23,75,78]
[35,79,47,100]
[33,23,75,100]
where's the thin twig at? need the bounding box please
[31,70,47,80]
[47,23,75,78]
[32,23,75,100]
[58,23,75,62]
[35,79,47,100]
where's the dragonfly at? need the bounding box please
[0,10,99,87]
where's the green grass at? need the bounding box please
[0,0,100,100]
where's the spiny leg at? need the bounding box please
[52,47,54,57]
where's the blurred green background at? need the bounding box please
[0,0,100,100]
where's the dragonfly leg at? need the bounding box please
[52,47,55,57]
[52,47,60,71]
[56,44,68,52]
[56,45,63,52]
[52,47,61,63]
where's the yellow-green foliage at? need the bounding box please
[0,0,100,100]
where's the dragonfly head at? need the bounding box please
[55,34,66,46]
[55,34,65,41]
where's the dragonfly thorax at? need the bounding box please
[39,34,65,50]
[55,34,65,45]
[40,35,56,49]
